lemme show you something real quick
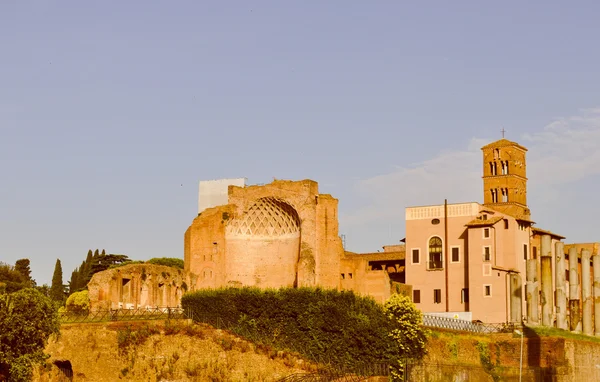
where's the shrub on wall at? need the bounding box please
[182,287,399,369]
[147,258,184,269]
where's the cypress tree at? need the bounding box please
[14,259,34,287]
[69,269,79,295]
[50,259,64,303]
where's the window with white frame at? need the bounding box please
[484,285,492,297]
[451,246,460,263]
[483,228,490,238]
[483,246,491,262]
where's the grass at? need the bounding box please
[525,325,600,343]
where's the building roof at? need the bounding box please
[343,251,405,261]
[465,216,504,227]
[480,138,528,151]
[532,227,566,240]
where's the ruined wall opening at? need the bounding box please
[121,278,131,305]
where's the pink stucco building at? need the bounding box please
[405,138,539,323]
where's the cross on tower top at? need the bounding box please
[501,128,506,138]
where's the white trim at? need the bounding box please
[483,264,492,277]
[483,284,492,297]
[450,245,461,263]
[410,248,421,265]
[483,227,490,239]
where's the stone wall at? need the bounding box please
[87,264,188,310]
[184,179,346,291]
[414,331,600,381]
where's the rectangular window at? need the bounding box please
[533,246,537,259]
[484,228,490,238]
[523,244,528,260]
[412,249,420,264]
[433,289,442,304]
[504,219,509,229]
[461,288,469,303]
[483,246,491,262]
[413,290,421,304]
[484,285,492,297]
[451,247,460,263]
[566,270,570,283]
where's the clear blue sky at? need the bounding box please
[2,1,600,285]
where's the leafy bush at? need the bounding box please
[147,258,184,269]
[65,290,90,314]
[0,288,60,381]
[384,294,428,381]
[181,287,399,369]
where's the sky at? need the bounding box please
[2,1,600,285]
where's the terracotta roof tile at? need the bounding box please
[532,227,565,240]
[465,216,504,227]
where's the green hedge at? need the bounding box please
[181,287,397,368]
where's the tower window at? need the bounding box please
[484,285,492,297]
[494,149,500,159]
[502,188,508,202]
[483,228,490,238]
[491,189,498,203]
[523,244,528,260]
[504,219,509,229]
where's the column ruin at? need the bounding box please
[593,255,600,336]
[541,234,553,326]
[569,247,581,332]
[526,259,539,324]
[556,242,567,330]
[582,249,592,336]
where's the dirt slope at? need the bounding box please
[34,320,312,382]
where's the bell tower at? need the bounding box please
[481,138,531,219]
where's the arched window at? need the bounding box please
[429,236,443,269]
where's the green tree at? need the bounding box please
[68,269,79,295]
[90,254,129,275]
[384,294,429,381]
[0,288,60,381]
[14,259,35,288]
[65,290,90,314]
[0,262,28,294]
[49,259,65,303]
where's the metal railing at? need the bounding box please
[422,314,515,334]
[59,307,186,323]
